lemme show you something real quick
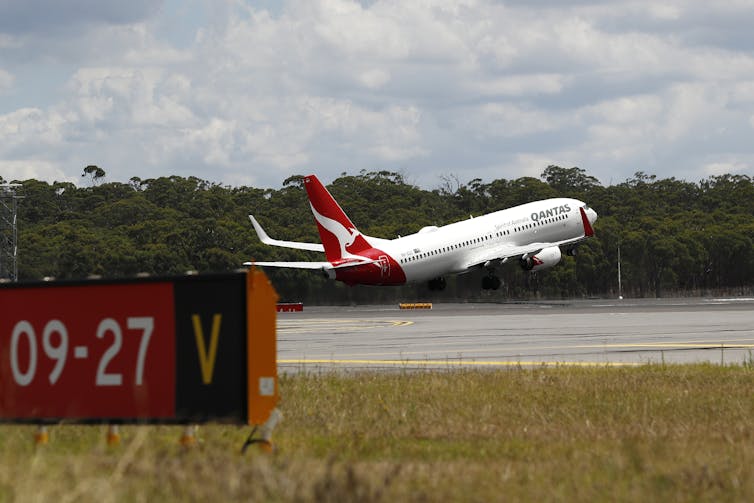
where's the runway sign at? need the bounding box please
[0,269,278,425]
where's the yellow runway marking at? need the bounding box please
[278,359,640,368]
[577,342,754,349]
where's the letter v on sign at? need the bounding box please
[191,314,222,384]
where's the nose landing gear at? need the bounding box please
[427,277,447,291]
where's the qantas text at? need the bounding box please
[530,204,571,222]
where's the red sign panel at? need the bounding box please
[0,282,175,419]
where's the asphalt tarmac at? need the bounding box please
[277,297,754,371]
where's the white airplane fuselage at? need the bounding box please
[373,198,589,283]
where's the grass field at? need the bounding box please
[3,364,754,502]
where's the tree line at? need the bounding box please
[2,166,753,303]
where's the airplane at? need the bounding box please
[244,175,598,290]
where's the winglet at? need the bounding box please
[580,207,595,237]
[249,215,272,243]
[248,215,325,252]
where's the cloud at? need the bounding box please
[359,68,391,89]
[0,0,160,35]
[0,69,13,93]
[67,67,195,126]
[470,74,568,97]
[0,108,67,153]
[0,159,73,183]
[701,160,751,178]
[1,0,753,190]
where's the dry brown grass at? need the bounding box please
[3,364,754,501]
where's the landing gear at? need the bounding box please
[428,277,447,291]
[519,257,534,271]
[481,275,501,290]
[566,246,578,257]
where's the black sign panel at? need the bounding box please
[174,275,247,422]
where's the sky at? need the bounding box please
[1,0,754,190]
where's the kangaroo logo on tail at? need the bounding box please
[304,175,372,261]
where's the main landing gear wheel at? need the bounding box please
[428,277,447,291]
[482,275,501,290]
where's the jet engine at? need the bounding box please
[520,246,562,272]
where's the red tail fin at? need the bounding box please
[304,175,372,261]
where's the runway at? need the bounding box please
[277,298,754,371]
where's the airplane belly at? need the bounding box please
[403,256,456,283]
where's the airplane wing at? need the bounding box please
[462,207,595,270]
[249,215,325,252]
[462,237,582,271]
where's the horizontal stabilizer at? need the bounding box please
[243,260,331,269]
[243,258,379,270]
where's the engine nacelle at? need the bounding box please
[520,246,562,272]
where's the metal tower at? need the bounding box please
[0,183,23,282]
